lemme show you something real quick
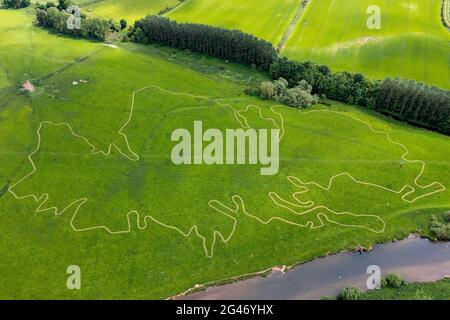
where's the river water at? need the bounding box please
[182,237,450,300]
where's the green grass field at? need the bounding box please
[282,0,450,89]
[0,4,449,299]
[167,0,300,44]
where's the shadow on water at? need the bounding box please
[181,237,450,300]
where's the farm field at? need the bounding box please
[76,0,180,22]
[282,0,450,89]
[1,6,450,299]
[33,0,450,90]
[167,0,300,44]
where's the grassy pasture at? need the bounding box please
[282,0,450,89]
[167,0,300,44]
[0,8,449,299]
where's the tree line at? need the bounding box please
[375,78,450,133]
[269,58,450,135]
[128,16,277,70]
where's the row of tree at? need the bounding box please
[35,5,123,42]
[128,16,277,70]
[269,57,450,135]
[375,78,450,134]
[269,57,379,107]
[2,0,30,8]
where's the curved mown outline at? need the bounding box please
[210,106,446,237]
[7,85,283,258]
[442,0,450,29]
[8,85,446,257]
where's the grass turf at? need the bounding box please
[0,7,449,299]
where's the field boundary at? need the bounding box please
[8,86,446,258]
[276,0,310,52]
[159,0,185,15]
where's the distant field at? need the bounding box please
[1,7,449,299]
[167,0,300,44]
[76,0,180,22]
[282,0,450,89]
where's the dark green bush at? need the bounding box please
[3,0,30,9]
[430,215,450,241]
[119,19,127,30]
[337,287,362,300]
[381,273,406,288]
[443,211,450,223]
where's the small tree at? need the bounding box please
[108,19,121,32]
[87,18,111,41]
[260,78,288,100]
[120,19,127,30]
[381,273,406,288]
[273,78,289,95]
[129,27,146,43]
[57,0,73,10]
[281,87,319,108]
[260,81,277,100]
[337,287,361,300]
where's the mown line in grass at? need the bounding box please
[8,84,448,261]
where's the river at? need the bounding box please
[181,236,450,300]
